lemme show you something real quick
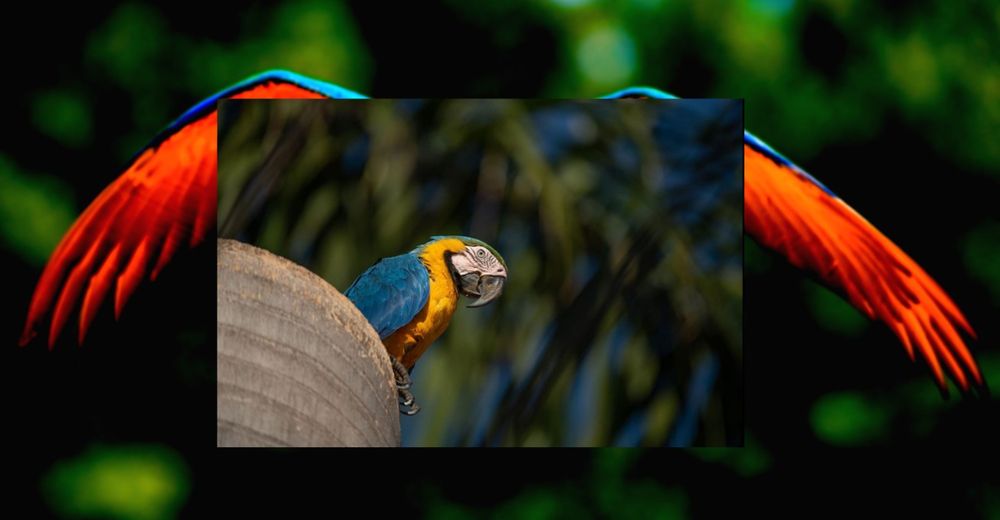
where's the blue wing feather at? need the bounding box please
[344,253,430,340]
[147,70,368,155]
[601,86,678,99]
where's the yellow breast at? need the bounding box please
[383,238,466,369]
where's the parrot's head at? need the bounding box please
[437,236,507,308]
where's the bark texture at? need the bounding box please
[217,239,400,447]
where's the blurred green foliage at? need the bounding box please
[804,280,868,337]
[15,0,993,171]
[691,436,772,477]
[0,155,76,266]
[742,236,772,274]
[82,1,370,160]
[982,484,1000,520]
[592,450,688,518]
[32,90,93,149]
[42,445,188,520]
[963,221,1000,304]
[4,1,372,275]
[436,0,998,173]
[424,450,688,519]
[219,99,741,446]
[810,391,888,445]
[806,351,1000,445]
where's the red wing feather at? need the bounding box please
[20,82,324,348]
[745,144,980,392]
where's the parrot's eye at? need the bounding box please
[477,249,486,259]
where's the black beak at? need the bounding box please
[460,274,506,308]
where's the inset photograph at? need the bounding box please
[216,98,743,447]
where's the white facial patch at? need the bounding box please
[453,246,506,278]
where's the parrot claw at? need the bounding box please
[391,357,413,389]
[390,357,421,415]
[397,387,421,415]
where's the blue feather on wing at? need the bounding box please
[156,70,368,152]
[345,253,430,339]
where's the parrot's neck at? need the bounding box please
[417,238,467,298]
[386,238,468,368]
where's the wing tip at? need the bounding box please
[77,322,89,347]
[17,327,35,348]
[965,323,978,340]
[965,365,990,398]
[936,381,951,400]
[976,379,991,398]
[937,365,989,399]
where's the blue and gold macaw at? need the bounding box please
[21,70,981,402]
[345,236,507,414]
[606,87,981,395]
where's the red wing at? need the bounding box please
[20,81,326,348]
[19,115,217,348]
[745,143,980,393]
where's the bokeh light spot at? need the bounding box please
[577,26,637,89]
[0,155,76,266]
[550,0,591,8]
[43,445,189,520]
[32,90,93,148]
[811,391,887,445]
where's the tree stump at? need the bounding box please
[217,239,400,446]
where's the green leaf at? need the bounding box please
[811,391,888,445]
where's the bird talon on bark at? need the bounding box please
[391,357,412,390]
[400,402,421,416]
[398,388,415,407]
[397,387,420,415]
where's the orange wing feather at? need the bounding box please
[744,143,980,393]
[20,82,325,348]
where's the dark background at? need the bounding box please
[1,0,998,517]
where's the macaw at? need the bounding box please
[18,71,364,349]
[19,70,981,397]
[344,236,507,414]
[605,87,982,395]
[743,133,981,395]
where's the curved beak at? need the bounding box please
[463,274,506,308]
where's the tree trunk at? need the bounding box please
[217,239,400,447]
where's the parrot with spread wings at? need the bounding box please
[18,70,982,397]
